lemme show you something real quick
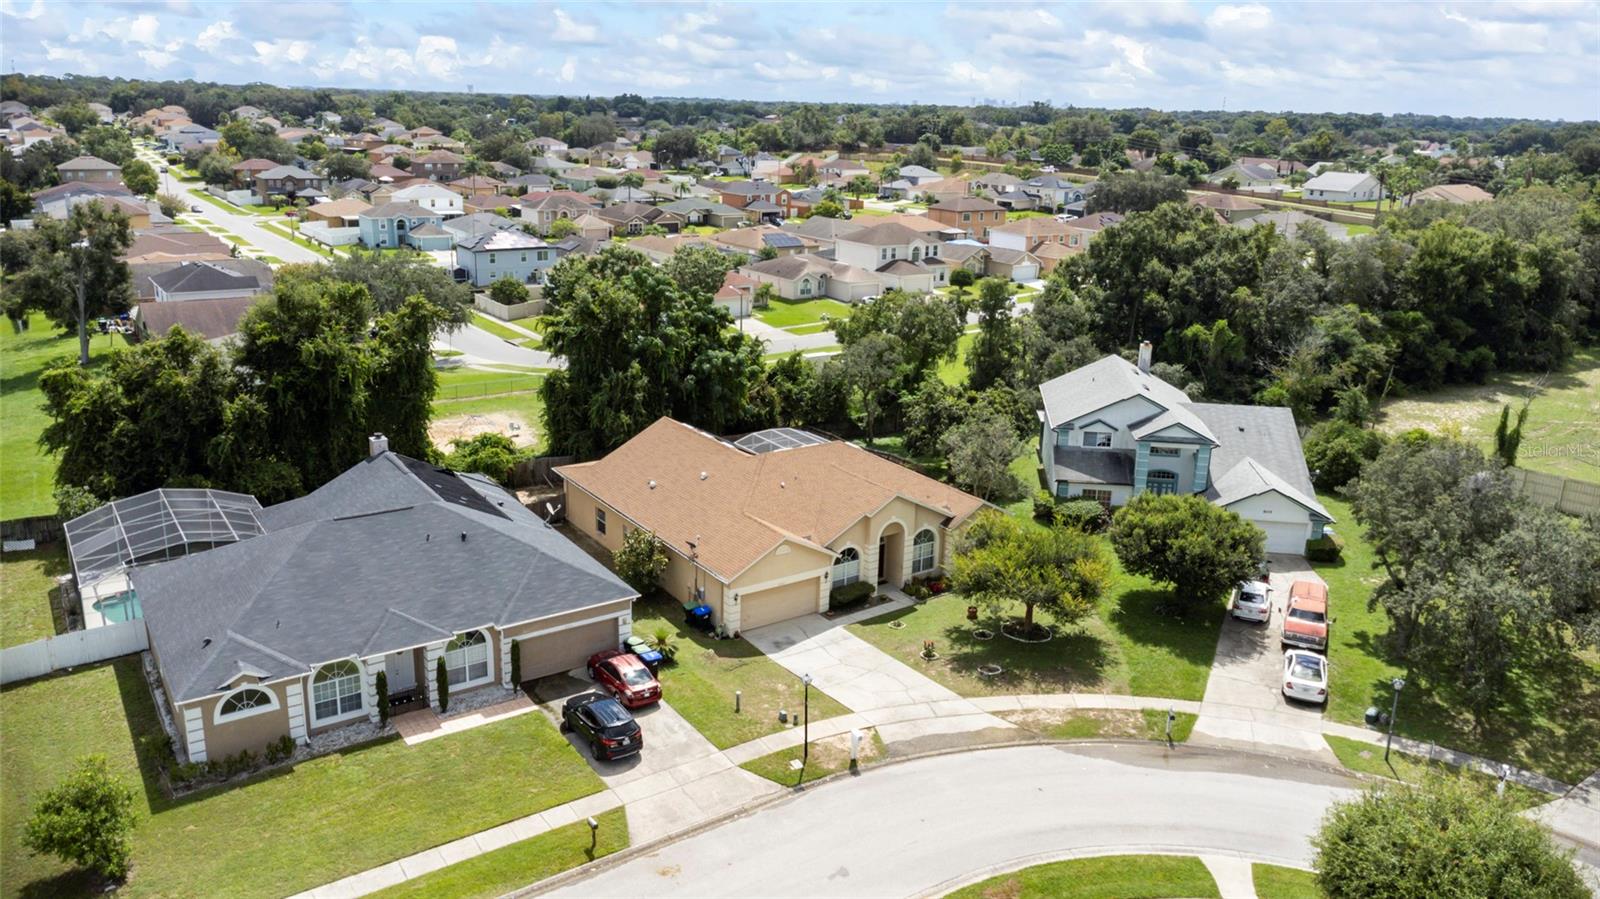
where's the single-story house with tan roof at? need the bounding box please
[1189,193,1265,223]
[557,418,985,634]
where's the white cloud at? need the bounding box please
[138,47,177,68]
[753,51,838,82]
[551,8,598,43]
[42,40,96,70]
[0,0,47,20]
[195,20,236,52]
[559,56,576,83]
[414,34,460,80]
[252,38,312,66]
[1207,4,1271,30]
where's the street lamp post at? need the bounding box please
[801,673,812,766]
[70,238,90,367]
[1384,676,1406,763]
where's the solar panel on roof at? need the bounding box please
[763,233,803,248]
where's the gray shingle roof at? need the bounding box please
[148,261,263,294]
[135,453,636,702]
[361,201,435,219]
[1188,403,1329,519]
[1039,355,1193,430]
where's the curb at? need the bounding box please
[512,737,1360,897]
[912,845,1315,899]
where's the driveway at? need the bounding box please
[533,675,777,844]
[548,742,1356,898]
[139,150,328,266]
[743,603,1016,750]
[1191,554,1331,757]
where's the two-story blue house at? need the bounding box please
[1037,343,1332,554]
[454,230,561,288]
[357,201,453,251]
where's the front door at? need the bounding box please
[385,650,417,693]
[877,540,886,582]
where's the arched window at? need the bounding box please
[444,631,491,687]
[1147,470,1178,496]
[911,529,936,575]
[215,687,278,724]
[832,547,861,587]
[312,660,363,722]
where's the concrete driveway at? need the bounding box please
[1191,554,1331,757]
[534,675,777,844]
[742,602,1016,750]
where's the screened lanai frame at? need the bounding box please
[64,488,267,584]
[733,427,829,455]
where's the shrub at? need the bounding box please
[23,755,136,880]
[264,735,296,765]
[375,670,389,727]
[222,749,257,778]
[905,583,932,600]
[1304,420,1386,491]
[173,761,205,784]
[436,657,450,713]
[1305,533,1344,563]
[830,581,875,607]
[1108,493,1264,612]
[488,276,531,307]
[1032,488,1057,522]
[614,529,670,594]
[1055,499,1109,532]
[509,638,522,685]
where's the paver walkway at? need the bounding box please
[742,590,1017,746]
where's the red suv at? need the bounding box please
[586,650,662,708]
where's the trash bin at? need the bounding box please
[1364,705,1381,726]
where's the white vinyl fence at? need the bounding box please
[0,621,148,685]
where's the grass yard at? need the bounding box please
[782,321,833,336]
[948,854,1220,899]
[740,728,887,787]
[0,313,119,519]
[1323,735,1549,811]
[185,187,248,214]
[937,331,977,385]
[509,315,548,334]
[0,659,606,898]
[1252,863,1319,899]
[436,366,546,397]
[1316,494,1600,784]
[372,808,628,899]
[849,554,1223,702]
[470,312,529,341]
[629,595,850,749]
[258,222,337,259]
[754,298,853,328]
[1372,346,1600,481]
[0,544,66,649]
[764,344,840,362]
[1000,708,1198,743]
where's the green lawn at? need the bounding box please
[948,854,1220,899]
[1316,493,1600,784]
[470,313,528,341]
[258,222,337,259]
[629,595,850,749]
[782,322,832,336]
[436,367,546,397]
[0,313,119,519]
[1372,347,1599,481]
[1000,708,1197,742]
[1253,863,1319,899]
[937,332,977,385]
[1323,735,1548,811]
[0,659,607,898]
[740,729,887,787]
[0,544,66,649]
[848,554,1223,702]
[764,344,840,362]
[185,187,248,214]
[372,809,628,899]
[754,298,853,328]
[1343,224,1374,237]
[509,315,548,334]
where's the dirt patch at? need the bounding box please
[428,411,536,451]
[1001,708,1156,741]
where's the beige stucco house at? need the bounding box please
[558,418,985,635]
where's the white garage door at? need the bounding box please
[517,618,621,680]
[740,578,821,631]
[1258,520,1310,555]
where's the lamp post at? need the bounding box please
[70,238,91,366]
[1384,676,1405,763]
[801,673,813,766]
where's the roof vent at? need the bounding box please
[460,531,467,542]
[700,471,708,480]
[648,480,657,489]
[369,433,389,457]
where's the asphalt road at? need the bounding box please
[546,743,1357,898]
[136,147,327,265]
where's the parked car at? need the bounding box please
[1231,580,1271,623]
[587,650,661,708]
[1282,649,1328,704]
[560,692,642,760]
[1282,579,1329,650]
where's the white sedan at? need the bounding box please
[1231,580,1271,623]
[1282,650,1328,705]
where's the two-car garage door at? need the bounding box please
[740,578,822,631]
[517,618,621,680]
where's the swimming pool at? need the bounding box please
[93,592,143,623]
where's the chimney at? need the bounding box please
[1137,341,1153,374]
[368,433,389,457]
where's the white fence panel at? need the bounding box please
[0,621,149,685]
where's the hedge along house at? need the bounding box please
[113,438,635,764]
[557,418,985,635]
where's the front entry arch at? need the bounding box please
[876,522,905,586]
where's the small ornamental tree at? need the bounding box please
[1108,493,1264,612]
[546,217,579,240]
[1313,776,1586,899]
[374,671,389,727]
[614,528,670,594]
[488,276,531,307]
[950,510,1109,631]
[22,755,136,881]
[509,639,521,686]
[436,657,449,713]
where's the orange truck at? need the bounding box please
[1282,579,1329,651]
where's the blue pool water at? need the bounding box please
[93,593,142,623]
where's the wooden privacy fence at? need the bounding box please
[1509,468,1600,518]
[0,620,149,686]
[510,455,576,488]
[0,515,63,544]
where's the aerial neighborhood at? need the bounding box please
[1,11,1598,898]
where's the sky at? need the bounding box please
[3,1,1597,121]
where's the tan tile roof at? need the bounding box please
[557,418,985,582]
